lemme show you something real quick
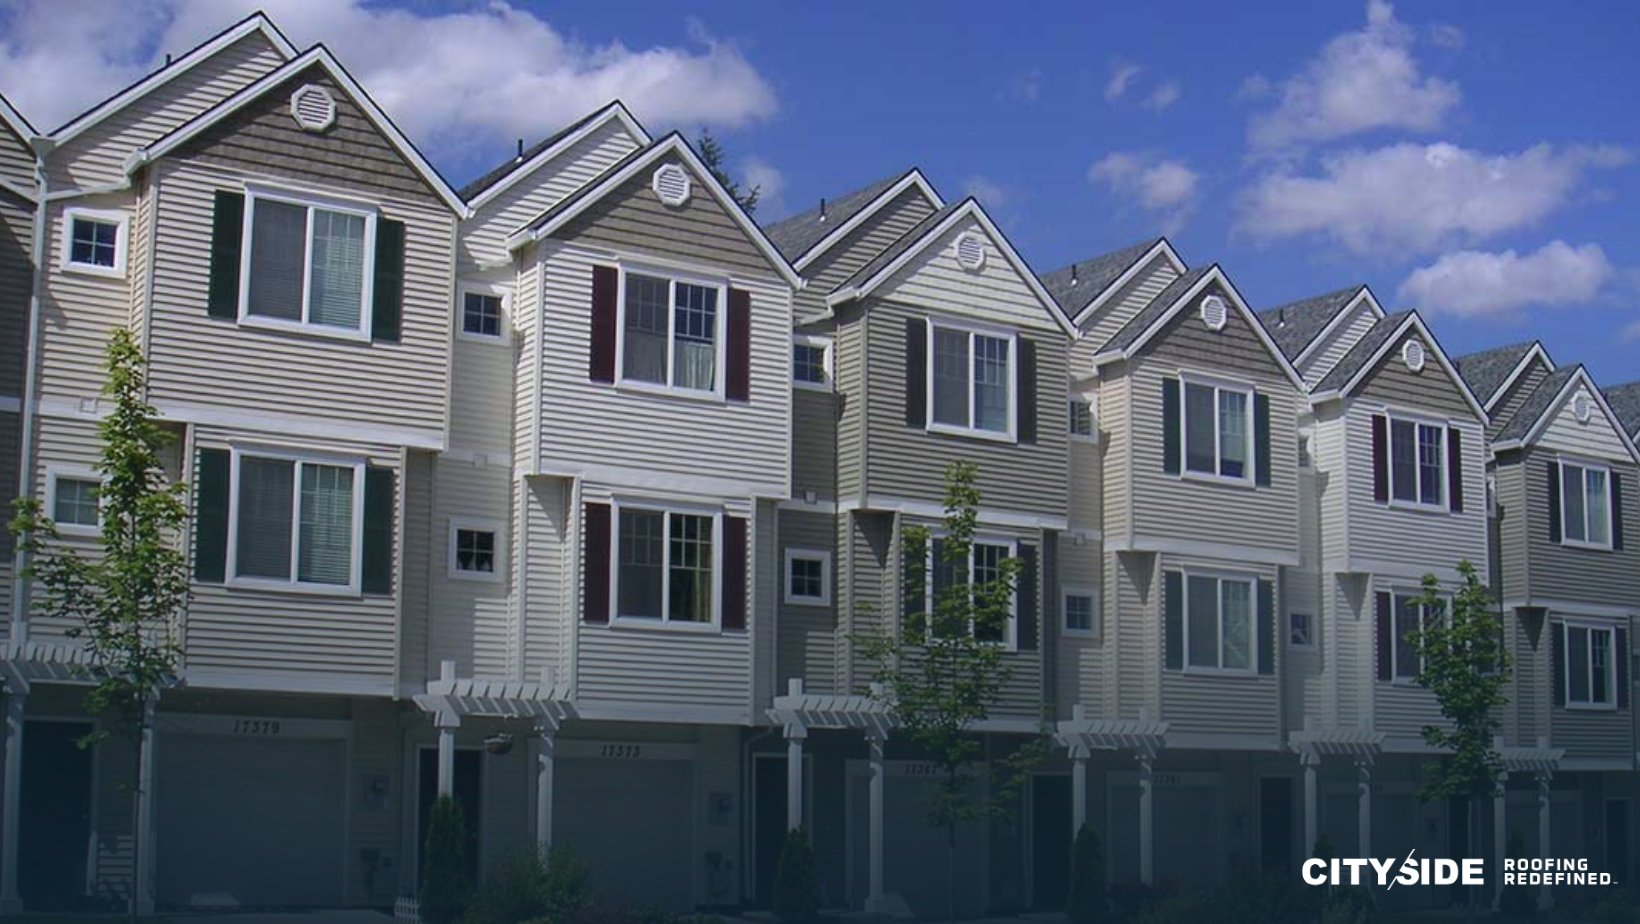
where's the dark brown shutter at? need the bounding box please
[1254,393,1272,487]
[207,191,244,319]
[1447,426,1463,512]
[371,219,405,342]
[361,466,395,594]
[1371,415,1389,503]
[1017,338,1037,444]
[1547,460,1562,544]
[1162,377,1181,475]
[1618,625,1631,710]
[1017,543,1039,651]
[906,318,927,427]
[1163,570,1182,670]
[1551,621,1566,707]
[583,502,611,623]
[589,265,618,383]
[727,288,751,401]
[1375,591,1392,681]
[1612,472,1625,551]
[722,515,748,630]
[194,448,230,582]
[1258,579,1275,675]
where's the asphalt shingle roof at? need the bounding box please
[1601,380,1640,440]
[763,170,917,262]
[830,201,963,296]
[1097,265,1216,355]
[1313,311,1414,394]
[459,104,622,202]
[1452,341,1539,407]
[1039,238,1163,318]
[1497,365,1581,443]
[1256,286,1363,362]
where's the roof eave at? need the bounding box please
[466,102,652,211]
[1120,265,1307,391]
[791,169,945,272]
[1482,342,1554,413]
[1289,286,1375,369]
[1068,238,1187,328]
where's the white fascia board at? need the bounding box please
[1483,341,1555,413]
[465,101,652,211]
[790,169,945,271]
[1504,368,1640,466]
[1068,238,1188,328]
[1329,312,1488,422]
[1290,286,1382,369]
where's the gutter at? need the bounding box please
[10,138,53,638]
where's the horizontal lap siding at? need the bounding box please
[1505,609,1542,745]
[835,311,865,500]
[1368,576,1446,740]
[0,124,33,191]
[0,192,32,399]
[778,508,838,692]
[1158,556,1281,738]
[1553,700,1633,763]
[400,450,432,684]
[1110,548,1156,718]
[1356,333,1472,418]
[521,477,567,687]
[1069,439,1101,530]
[1075,256,1179,355]
[841,510,892,692]
[1056,538,1104,717]
[0,409,17,558]
[428,456,514,680]
[512,255,540,466]
[49,32,286,190]
[26,416,108,646]
[1101,377,1131,540]
[754,499,778,709]
[794,186,937,324]
[145,161,453,440]
[38,195,136,404]
[1313,409,1348,568]
[1486,357,1551,441]
[1519,449,1640,607]
[793,388,837,499]
[1296,304,1377,387]
[450,337,516,456]
[1344,405,1486,574]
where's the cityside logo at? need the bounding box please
[1302,853,1614,889]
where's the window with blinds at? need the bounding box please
[242,191,373,334]
[232,452,361,591]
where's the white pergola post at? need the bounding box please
[1494,769,1508,911]
[785,726,806,831]
[1137,752,1155,886]
[134,699,157,916]
[534,716,558,850]
[1537,772,1554,910]
[1301,750,1319,856]
[436,662,459,798]
[1355,756,1373,858]
[1070,744,1089,835]
[865,728,888,912]
[0,690,25,915]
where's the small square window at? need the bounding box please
[793,342,828,386]
[1068,399,1094,439]
[455,529,496,574]
[1064,591,1100,638]
[784,549,831,606]
[62,208,127,277]
[1289,613,1314,647]
[462,292,503,338]
[52,476,101,529]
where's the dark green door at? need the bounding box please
[20,721,94,909]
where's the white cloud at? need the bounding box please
[1144,81,1182,112]
[1396,241,1614,319]
[1237,142,1632,257]
[1089,152,1199,231]
[739,156,785,216]
[963,175,1010,209]
[1105,60,1141,101]
[1623,318,1640,343]
[1248,0,1460,153]
[0,0,778,169]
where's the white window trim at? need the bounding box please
[783,547,832,607]
[1062,584,1101,640]
[1178,371,1257,487]
[613,262,730,402]
[1288,612,1316,649]
[237,186,379,343]
[926,319,1018,443]
[448,517,505,582]
[45,465,105,537]
[912,531,1020,650]
[1385,412,1447,511]
[1180,568,1259,676]
[455,281,511,345]
[1388,590,1445,684]
[608,498,724,632]
[60,206,129,278]
[225,445,367,596]
[792,335,833,392]
[1562,618,1620,711]
[1068,394,1098,444]
[1559,457,1616,552]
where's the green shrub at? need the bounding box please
[772,826,820,924]
[420,795,473,924]
[1498,830,1535,919]
[1066,823,1108,924]
[465,843,595,924]
[1592,889,1640,924]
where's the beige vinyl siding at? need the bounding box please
[184,428,401,691]
[461,119,644,270]
[752,498,778,710]
[792,388,837,500]
[1355,332,1473,418]
[1072,255,1180,357]
[1297,302,1378,387]
[1055,538,1105,718]
[427,456,514,680]
[1108,544,1158,718]
[1487,355,1551,440]
[48,31,287,190]
[144,160,455,443]
[36,194,137,405]
[1369,575,1448,742]
[1515,449,1639,607]
[777,508,838,693]
[1099,375,1132,541]
[1286,470,1326,730]
[1312,407,1349,569]
[26,415,110,646]
[1122,285,1300,554]
[400,449,433,685]
[794,186,937,324]
[1326,576,1368,730]
[520,476,569,687]
[838,510,892,692]
[347,698,407,906]
[1156,556,1282,739]
[512,253,541,465]
[1504,607,1544,745]
[0,190,32,399]
[1553,689,1634,764]
[0,122,34,192]
[450,334,516,457]
[1538,381,1636,461]
[834,305,866,502]
[1068,432,1101,530]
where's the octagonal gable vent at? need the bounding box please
[1199,294,1228,331]
[652,163,691,207]
[1402,338,1427,373]
[1573,392,1593,423]
[954,232,987,271]
[289,85,336,132]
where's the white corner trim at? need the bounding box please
[1483,341,1554,412]
[790,169,945,271]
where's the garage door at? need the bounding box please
[556,759,694,910]
[157,733,346,907]
[1107,775,1223,890]
[847,763,987,918]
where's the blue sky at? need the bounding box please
[3,0,1638,385]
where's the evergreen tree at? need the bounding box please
[696,128,760,214]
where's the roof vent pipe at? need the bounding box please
[516,138,524,162]
[819,198,827,221]
[1071,264,1079,285]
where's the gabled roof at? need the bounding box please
[126,44,468,216]
[1494,365,1640,463]
[1603,380,1640,441]
[459,100,650,207]
[822,197,1075,336]
[1452,341,1554,412]
[1041,237,1183,324]
[1257,285,1382,365]
[763,169,943,270]
[51,12,296,143]
[508,132,803,289]
[1312,311,1488,420]
[1090,263,1305,389]
[0,90,36,143]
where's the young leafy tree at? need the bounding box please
[1066,823,1108,924]
[856,460,1047,923]
[696,127,760,215]
[772,826,820,924]
[1410,559,1511,920]
[8,328,187,923]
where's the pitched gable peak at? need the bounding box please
[764,168,943,268]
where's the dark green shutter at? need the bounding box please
[1618,625,1630,710]
[902,528,927,633]
[722,516,747,630]
[1017,544,1039,651]
[371,219,405,342]
[194,448,230,582]
[1162,377,1181,475]
[1552,621,1566,707]
[1163,570,1182,670]
[1254,393,1272,487]
[1017,338,1038,444]
[1548,461,1562,544]
[1257,579,1275,675]
[361,465,395,594]
[207,191,244,319]
[906,319,927,428]
[1612,472,1625,551]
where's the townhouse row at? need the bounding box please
[0,12,1636,918]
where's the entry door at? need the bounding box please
[1031,774,1072,911]
[1608,800,1632,882]
[1259,777,1293,874]
[418,749,483,887]
[754,756,788,905]
[20,721,94,909]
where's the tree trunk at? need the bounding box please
[1466,796,1477,924]
[129,711,145,924]
[947,820,956,924]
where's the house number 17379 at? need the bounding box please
[232,719,282,736]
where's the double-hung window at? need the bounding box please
[240,189,375,337]
[1565,621,1617,708]
[229,449,364,592]
[616,505,718,625]
[1388,417,1445,507]
[914,535,1019,647]
[1392,593,1444,680]
[1561,460,1614,549]
[63,208,128,277]
[793,338,830,389]
[1064,587,1100,639]
[1183,573,1256,671]
[1182,379,1253,481]
[620,270,725,394]
[929,322,1014,439]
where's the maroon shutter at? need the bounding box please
[1375,591,1392,681]
[727,287,751,401]
[1371,414,1389,503]
[722,515,748,630]
[589,265,618,383]
[583,502,611,623]
[1447,426,1464,512]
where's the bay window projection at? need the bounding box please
[622,272,722,392]
[233,453,360,589]
[243,193,372,332]
[930,324,1013,437]
[617,507,716,623]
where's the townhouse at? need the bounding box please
[2,10,1637,918]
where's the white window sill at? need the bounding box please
[1062,628,1101,641]
[614,379,726,404]
[456,330,511,346]
[54,523,102,538]
[792,380,833,393]
[1385,499,1450,515]
[1559,539,1615,553]
[610,615,724,634]
[226,576,363,597]
[449,568,503,583]
[926,422,1016,444]
[783,595,831,608]
[1563,701,1619,712]
[1177,666,1261,679]
[239,313,370,344]
[1179,470,1256,489]
[61,261,126,280]
[1385,677,1424,686]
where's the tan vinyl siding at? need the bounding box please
[49,31,287,190]
[145,160,455,443]
[777,508,838,693]
[1157,556,1282,739]
[450,333,516,456]
[1297,303,1378,387]
[0,122,34,192]
[346,698,407,906]
[839,510,892,692]
[1504,608,1543,745]
[400,449,433,684]
[792,388,837,500]
[1068,438,1101,530]
[26,415,109,646]
[1109,546,1158,718]
[511,253,541,465]
[834,305,865,501]
[1487,355,1551,440]
[427,456,514,680]
[1312,406,1349,569]
[1369,575,1449,742]
[1516,449,1640,607]
[1055,538,1105,718]
[1355,332,1473,419]
[36,194,137,405]
[1072,255,1180,356]
[0,191,32,399]
[520,476,569,686]
[1099,375,1132,541]
[1553,696,1633,764]
[0,409,17,559]
[794,186,937,324]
